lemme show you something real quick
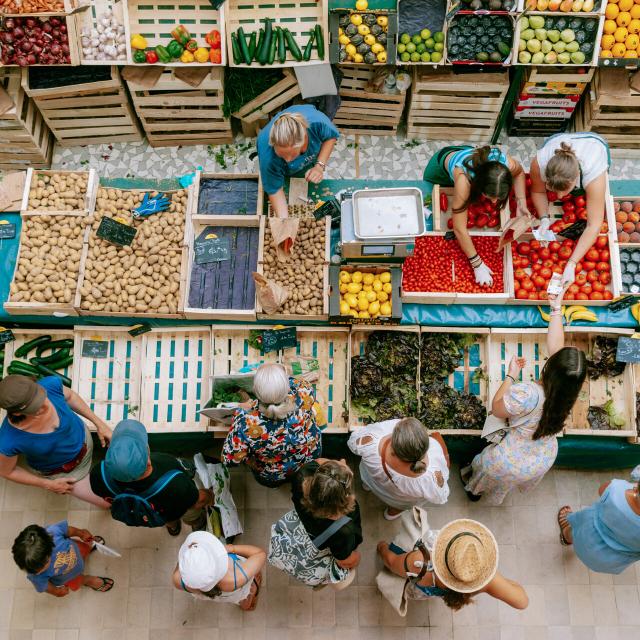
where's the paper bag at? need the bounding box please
[174,67,210,88]
[253,272,289,314]
[269,217,299,261]
[498,215,533,251]
[121,65,164,88]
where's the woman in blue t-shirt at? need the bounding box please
[0,375,112,507]
[257,105,340,218]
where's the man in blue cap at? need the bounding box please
[89,420,212,536]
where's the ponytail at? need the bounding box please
[544,142,580,193]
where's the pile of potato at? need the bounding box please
[268,204,316,219]
[262,218,326,316]
[9,215,84,305]
[27,172,88,211]
[79,187,186,315]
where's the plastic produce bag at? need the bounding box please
[253,272,289,314]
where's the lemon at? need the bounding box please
[373,280,383,292]
[356,0,368,9]
[346,43,357,56]
[339,300,350,315]
[350,309,360,318]
[380,302,392,315]
[364,34,376,45]
[363,273,375,285]
[339,283,348,294]
[345,293,358,308]
[365,291,377,302]
[347,282,361,294]
[339,271,351,283]
[380,272,391,283]
[363,284,373,292]
[377,15,388,27]
[354,53,364,63]
[339,34,350,45]
[357,24,370,35]
[377,291,389,302]
[368,300,380,315]
[359,311,370,319]
[358,298,369,311]
[371,43,384,54]
[383,282,392,294]
[351,14,363,25]
[352,271,363,283]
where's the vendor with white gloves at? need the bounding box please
[529,133,610,289]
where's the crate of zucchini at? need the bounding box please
[225,0,327,67]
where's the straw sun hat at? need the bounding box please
[431,519,498,593]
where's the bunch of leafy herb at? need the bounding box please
[587,336,626,380]
[211,385,243,405]
[222,68,286,119]
[418,381,486,430]
[420,333,476,383]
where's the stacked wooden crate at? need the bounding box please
[0,70,52,170]
[406,69,509,142]
[21,66,142,147]
[126,68,233,147]
[334,64,406,136]
[573,68,640,149]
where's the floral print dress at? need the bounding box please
[465,382,558,505]
[222,377,322,485]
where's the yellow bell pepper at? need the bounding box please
[193,47,209,63]
[130,33,147,50]
[180,49,195,63]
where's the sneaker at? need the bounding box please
[383,508,403,521]
[332,569,357,591]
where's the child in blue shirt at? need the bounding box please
[12,521,113,596]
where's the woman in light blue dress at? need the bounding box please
[558,479,640,574]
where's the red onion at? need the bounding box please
[16,55,28,66]
[61,43,69,54]
[52,29,59,38]
[49,17,61,26]
[0,32,13,44]
[60,34,67,43]
[20,40,32,52]
[32,44,41,54]
[26,53,36,64]
[59,24,66,33]
[24,18,36,28]
[42,22,52,33]
[4,18,15,30]
[13,26,24,38]
[50,43,61,55]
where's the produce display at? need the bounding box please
[338,269,393,320]
[0,16,72,65]
[403,236,506,294]
[130,25,222,64]
[524,0,599,11]
[27,171,88,211]
[79,188,186,314]
[588,400,626,430]
[587,336,626,379]
[517,15,598,64]
[261,219,326,316]
[614,199,640,243]
[397,28,444,64]
[338,11,388,63]
[458,0,515,8]
[80,8,126,62]
[512,235,613,301]
[447,15,513,63]
[600,0,640,59]
[8,215,84,305]
[6,334,73,387]
[441,192,502,230]
[0,0,63,13]
[618,248,640,293]
[232,18,324,65]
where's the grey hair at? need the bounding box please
[253,363,295,420]
[269,112,308,149]
[391,417,430,473]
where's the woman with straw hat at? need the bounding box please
[377,519,528,611]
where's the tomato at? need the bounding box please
[576,292,589,300]
[599,249,610,262]
[596,261,610,272]
[542,259,554,269]
[529,291,540,300]
[595,236,608,249]
[592,281,605,293]
[586,248,600,262]
[447,218,454,230]
[514,280,520,292]
[540,267,553,279]
[530,240,541,251]
[487,216,499,228]
[568,284,580,295]
[532,263,542,273]
[552,266,563,274]
[475,214,489,227]
[580,283,593,295]
[565,291,576,300]
[533,275,546,289]
[517,243,531,256]
[576,208,588,221]
[514,268,527,281]
[562,212,577,224]
[562,201,575,213]
[538,247,551,260]
[547,191,558,202]
[587,271,599,283]
[575,262,583,273]
[467,218,475,229]
[601,223,609,233]
[530,251,540,264]
[590,291,604,300]
[516,289,529,300]
[522,279,534,291]
[582,261,596,272]
[561,194,573,202]
[574,196,586,208]
[558,246,573,260]
[599,272,611,284]
[549,241,561,252]
[440,192,449,212]
[575,273,588,285]
[562,239,575,248]
[550,252,559,263]
[550,221,563,233]
[603,290,613,300]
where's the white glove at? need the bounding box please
[561,260,576,288]
[538,217,551,234]
[473,261,494,287]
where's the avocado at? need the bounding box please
[489,51,502,62]
[345,24,357,36]
[362,14,377,26]
[351,34,364,46]
[476,51,489,62]
[497,41,511,56]
[356,42,370,54]
[364,51,377,64]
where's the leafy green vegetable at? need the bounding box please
[210,385,243,405]
[587,399,625,430]
[420,333,475,384]
[587,336,626,380]
[419,382,486,431]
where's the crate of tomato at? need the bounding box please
[433,184,508,231]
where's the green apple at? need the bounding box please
[544,51,558,64]
[541,40,553,54]
[535,28,547,41]
[570,51,586,64]
[519,50,532,63]
[560,29,575,43]
[553,40,566,53]
[420,28,431,40]
[547,30,561,43]
[529,15,545,29]
[557,52,571,64]
[531,51,545,64]
[565,40,580,53]
[527,38,541,53]
[521,28,535,41]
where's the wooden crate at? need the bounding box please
[188,171,264,219]
[2,328,75,378]
[406,69,509,142]
[333,65,406,136]
[126,67,233,147]
[431,184,509,232]
[71,326,143,425]
[21,67,141,147]
[76,0,130,65]
[225,0,327,68]
[523,67,594,95]
[1,0,77,14]
[20,168,98,214]
[179,215,265,321]
[125,0,226,65]
[488,328,637,438]
[0,70,52,171]
[138,327,212,432]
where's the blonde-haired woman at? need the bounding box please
[529,133,610,289]
[257,105,339,218]
[222,363,322,487]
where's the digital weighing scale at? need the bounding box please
[339,187,426,260]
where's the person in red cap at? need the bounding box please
[0,375,112,507]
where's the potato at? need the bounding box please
[27,172,89,212]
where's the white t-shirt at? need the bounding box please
[536,133,609,188]
[347,419,450,510]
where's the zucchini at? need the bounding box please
[49,355,74,371]
[283,28,302,62]
[256,28,265,61]
[30,348,71,367]
[231,33,242,65]
[247,31,257,61]
[7,360,41,377]
[15,335,52,359]
[258,17,272,64]
[35,339,74,358]
[277,26,286,64]
[34,363,71,388]
[302,30,315,61]
[237,27,252,65]
[315,24,324,60]
[268,28,277,64]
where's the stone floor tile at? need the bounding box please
[149,586,174,630]
[477,629,500,640]
[547,628,572,640]
[499,627,525,640]
[289,586,313,627]
[611,564,637,586]
[356,586,382,627]
[563,551,590,586]
[570,628,595,640]
[590,585,618,626]
[454,627,479,640]
[613,585,640,625]
[55,631,79,640]
[593,628,619,640]
[567,585,595,626]
[524,628,548,640]
[544,585,571,626]
[429,628,454,640]
[427,597,454,628]
[32,632,56,640]
[334,586,358,627]
[312,585,336,628]
[406,628,431,640]
[126,587,151,628]
[10,589,35,630]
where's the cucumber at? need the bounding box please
[247,31,257,61]
[35,339,74,358]
[258,17,272,64]
[30,348,71,367]
[315,24,324,60]
[15,335,52,358]
[302,30,315,61]
[7,360,41,377]
[34,363,71,388]
[277,26,286,64]
[237,27,252,65]
[49,355,74,371]
[268,29,277,64]
[231,33,242,64]
[283,28,302,61]
[256,28,265,61]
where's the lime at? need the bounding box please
[431,51,442,63]
[411,34,422,45]
[410,51,421,62]
[420,28,432,40]
[434,42,444,52]
[416,43,426,53]
[400,51,410,62]
[420,51,431,62]
[425,37,435,50]
[397,43,406,53]
[406,42,416,53]
[434,31,444,42]
[400,33,411,44]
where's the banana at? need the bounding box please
[537,306,551,323]
[564,305,589,322]
[631,303,640,325]
[569,310,598,323]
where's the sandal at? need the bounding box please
[166,521,182,537]
[459,468,481,502]
[90,535,105,552]
[557,506,573,546]
[89,577,114,593]
[243,574,262,612]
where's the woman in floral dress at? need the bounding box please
[222,364,322,487]
[461,292,587,505]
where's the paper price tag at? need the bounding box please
[532,228,556,242]
[547,272,564,296]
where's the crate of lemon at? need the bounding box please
[599,0,640,64]
[330,7,398,64]
[329,265,402,324]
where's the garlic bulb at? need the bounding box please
[83,9,127,61]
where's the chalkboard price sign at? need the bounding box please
[194,229,231,265]
[97,217,137,247]
[558,220,587,241]
[128,323,152,337]
[0,222,16,240]
[0,328,15,344]
[262,327,297,354]
[82,339,109,359]
[616,336,640,363]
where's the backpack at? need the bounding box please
[100,461,182,527]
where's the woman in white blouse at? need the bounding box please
[347,417,450,520]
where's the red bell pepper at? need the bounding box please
[205,29,221,49]
[440,192,448,213]
[145,50,159,63]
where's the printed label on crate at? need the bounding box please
[616,336,640,363]
[194,229,231,265]
[608,295,640,313]
[0,328,15,344]
[97,217,137,247]
[517,95,580,108]
[262,327,297,354]
[523,82,587,95]
[128,323,152,337]
[0,221,16,240]
[515,107,573,119]
[81,339,109,359]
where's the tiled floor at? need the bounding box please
[1,461,638,639]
